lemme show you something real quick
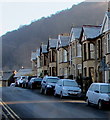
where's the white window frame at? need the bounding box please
[63,49,67,62]
[107,33,110,53]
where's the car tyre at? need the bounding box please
[54,91,57,97]
[60,92,64,99]
[25,84,27,88]
[31,84,33,89]
[20,83,22,87]
[22,84,24,88]
[44,88,48,95]
[86,98,90,106]
[40,88,43,94]
[98,100,103,110]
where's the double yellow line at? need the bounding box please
[0,99,22,120]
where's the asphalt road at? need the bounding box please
[1,87,110,119]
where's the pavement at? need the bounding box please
[1,87,110,119]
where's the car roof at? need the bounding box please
[44,76,59,78]
[32,77,42,79]
[92,83,110,85]
[60,79,76,82]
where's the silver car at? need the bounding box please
[86,83,110,109]
[54,79,82,98]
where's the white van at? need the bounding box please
[54,79,82,98]
[86,83,110,109]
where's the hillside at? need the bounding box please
[2,2,107,70]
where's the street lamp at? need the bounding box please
[21,66,24,69]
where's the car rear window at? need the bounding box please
[63,81,78,87]
[47,78,59,83]
[34,78,42,81]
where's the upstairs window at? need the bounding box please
[52,50,56,62]
[77,43,81,57]
[97,40,101,59]
[63,49,67,62]
[107,33,110,53]
[49,51,51,62]
[83,43,87,61]
[59,50,62,63]
[89,43,95,59]
[72,44,75,57]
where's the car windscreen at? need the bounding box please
[34,78,42,81]
[47,78,59,83]
[63,81,78,87]
[100,85,110,93]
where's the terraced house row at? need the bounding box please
[31,9,110,90]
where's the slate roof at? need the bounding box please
[71,27,82,41]
[14,69,33,77]
[58,35,70,47]
[31,51,37,61]
[83,25,101,39]
[49,38,58,48]
[2,71,13,81]
[100,11,110,34]
[107,12,110,20]
[107,12,110,30]
[41,44,48,53]
[36,49,40,57]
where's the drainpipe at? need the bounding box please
[81,42,83,93]
[95,40,97,82]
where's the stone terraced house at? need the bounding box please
[31,6,110,87]
[56,34,70,78]
[69,27,82,80]
[47,38,58,76]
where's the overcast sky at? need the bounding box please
[0,0,108,36]
[0,0,86,36]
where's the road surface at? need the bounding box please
[0,87,110,119]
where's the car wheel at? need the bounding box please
[44,88,48,95]
[98,100,103,109]
[54,91,57,97]
[20,83,22,87]
[60,92,64,99]
[31,84,33,89]
[40,88,43,94]
[86,98,90,106]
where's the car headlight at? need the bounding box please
[63,87,67,91]
[78,89,82,92]
[47,85,52,88]
[104,95,110,101]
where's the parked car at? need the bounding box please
[10,83,15,87]
[28,77,42,89]
[40,76,60,94]
[16,76,27,87]
[22,76,37,88]
[54,79,82,98]
[86,83,110,109]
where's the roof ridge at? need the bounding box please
[83,25,101,28]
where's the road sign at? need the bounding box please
[99,57,110,71]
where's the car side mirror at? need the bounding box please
[95,90,99,93]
